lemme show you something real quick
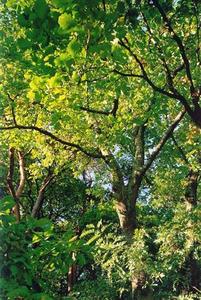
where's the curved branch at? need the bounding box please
[140,109,186,177]
[0,124,104,159]
[113,69,143,78]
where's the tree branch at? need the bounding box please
[0,124,104,159]
[7,147,16,199]
[16,151,25,198]
[113,69,143,79]
[141,12,178,93]
[79,98,119,117]
[6,148,21,222]
[31,173,55,218]
[171,134,189,165]
[140,109,186,176]
[152,0,195,94]
[118,38,194,118]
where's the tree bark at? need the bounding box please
[31,173,54,218]
[185,169,200,292]
[7,148,25,222]
[185,169,199,209]
[67,264,77,294]
[115,201,137,234]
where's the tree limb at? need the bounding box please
[6,147,23,222]
[31,173,55,218]
[0,124,104,159]
[171,134,189,165]
[16,151,25,198]
[152,0,195,93]
[79,98,119,117]
[7,147,16,199]
[119,38,195,120]
[113,69,143,78]
[140,109,186,176]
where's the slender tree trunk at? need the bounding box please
[67,253,77,294]
[7,148,25,222]
[13,202,21,222]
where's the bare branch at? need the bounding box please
[79,106,111,115]
[172,64,185,78]
[7,147,21,221]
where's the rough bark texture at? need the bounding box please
[115,201,137,234]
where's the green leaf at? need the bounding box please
[58,13,75,30]
[34,0,49,20]
[17,38,32,49]
[68,39,82,57]
[77,253,86,266]
[7,286,30,298]
[33,218,52,231]
[0,196,15,212]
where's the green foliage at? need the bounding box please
[58,13,75,30]
[0,0,201,299]
[70,277,118,300]
[79,201,118,228]
[0,196,91,299]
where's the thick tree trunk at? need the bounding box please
[185,169,198,209]
[115,184,144,300]
[188,251,201,292]
[115,201,136,234]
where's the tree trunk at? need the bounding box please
[67,252,77,294]
[185,169,200,291]
[188,251,201,292]
[115,201,136,235]
[7,148,25,222]
[185,169,198,209]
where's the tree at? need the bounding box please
[0,0,187,234]
[0,0,200,299]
